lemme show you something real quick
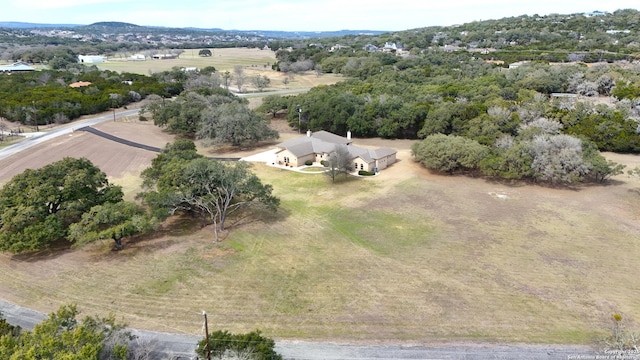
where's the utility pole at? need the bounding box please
[202,311,211,360]
[297,106,302,134]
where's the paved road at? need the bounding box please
[0,108,139,161]
[1,298,599,360]
[234,87,312,98]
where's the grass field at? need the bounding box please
[1,51,640,344]
[2,119,640,345]
[96,48,343,94]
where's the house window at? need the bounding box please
[360,164,364,170]
[354,162,358,170]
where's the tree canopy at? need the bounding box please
[0,157,123,253]
[196,329,282,360]
[197,102,279,147]
[0,304,132,360]
[68,201,157,250]
[139,140,279,241]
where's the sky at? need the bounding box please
[3,0,638,31]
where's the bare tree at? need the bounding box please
[52,113,70,124]
[233,65,245,92]
[250,75,270,92]
[0,120,7,141]
[222,71,231,90]
[324,144,354,183]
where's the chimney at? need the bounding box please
[347,130,351,140]
[306,130,312,137]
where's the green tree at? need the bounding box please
[479,142,535,180]
[0,304,132,360]
[196,329,282,360]
[198,49,212,57]
[68,201,157,250]
[197,102,279,147]
[582,141,626,183]
[140,156,279,241]
[0,312,20,338]
[141,138,203,187]
[412,134,489,173]
[256,95,290,118]
[0,157,123,253]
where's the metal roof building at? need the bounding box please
[0,62,36,73]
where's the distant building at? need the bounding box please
[69,81,92,88]
[78,55,106,63]
[508,61,530,69]
[363,44,379,52]
[152,53,179,60]
[0,62,35,73]
[129,54,146,61]
[329,44,348,52]
[382,42,402,52]
[584,11,607,17]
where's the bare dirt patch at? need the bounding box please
[0,118,175,185]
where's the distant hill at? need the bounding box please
[0,21,387,38]
[0,21,81,28]
[84,21,141,28]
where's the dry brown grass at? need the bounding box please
[2,119,640,345]
[96,48,343,94]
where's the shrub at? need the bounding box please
[359,170,375,176]
[196,330,282,360]
[320,160,328,166]
[304,160,313,166]
[412,133,489,173]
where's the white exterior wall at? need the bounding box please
[78,55,105,63]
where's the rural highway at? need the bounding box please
[0,108,140,162]
[0,298,600,359]
[0,106,603,359]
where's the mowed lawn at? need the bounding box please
[1,126,640,344]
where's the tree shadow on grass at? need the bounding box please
[9,239,75,263]
[225,206,291,232]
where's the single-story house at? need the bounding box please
[0,62,35,73]
[275,130,397,172]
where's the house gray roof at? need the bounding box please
[370,147,396,159]
[348,146,396,163]
[310,130,352,145]
[276,131,396,162]
[277,137,335,157]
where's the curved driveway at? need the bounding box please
[0,108,140,161]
